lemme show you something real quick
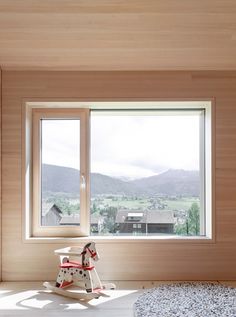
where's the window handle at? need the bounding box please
[81,174,86,189]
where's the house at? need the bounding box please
[59,214,80,226]
[41,203,63,226]
[147,210,175,234]
[42,204,103,233]
[60,213,103,234]
[116,210,175,235]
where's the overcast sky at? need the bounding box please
[42,113,200,179]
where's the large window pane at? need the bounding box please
[90,111,203,236]
[41,119,80,226]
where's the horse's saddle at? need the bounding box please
[60,261,94,271]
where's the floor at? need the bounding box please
[0,281,235,317]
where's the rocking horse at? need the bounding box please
[44,242,116,301]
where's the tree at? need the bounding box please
[187,202,200,235]
[91,202,98,214]
[175,223,187,235]
[100,206,118,233]
[175,202,200,236]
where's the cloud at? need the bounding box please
[41,113,200,178]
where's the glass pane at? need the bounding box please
[90,111,203,236]
[41,119,80,226]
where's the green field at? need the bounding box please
[101,198,151,210]
[96,196,199,212]
[44,194,200,215]
[163,197,200,211]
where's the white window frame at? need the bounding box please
[31,108,90,237]
[23,101,213,241]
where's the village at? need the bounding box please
[42,193,200,236]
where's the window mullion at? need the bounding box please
[79,109,90,236]
[199,110,205,236]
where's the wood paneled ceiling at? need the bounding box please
[1,0,236,70]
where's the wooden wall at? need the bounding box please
[2,71,236,281]
[1,1,236,71]
[0,68,1,282]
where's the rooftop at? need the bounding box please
[116,210,175,224]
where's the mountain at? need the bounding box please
[42,164,80,194]
[42,164,139,196]
[131,169,200,196]
[42,164,199,197]
[90,173,140,195]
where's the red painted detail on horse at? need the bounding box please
[60,261,94,271]
[87,247,97,258]
[60,281,73,288]
[93,287,102,292]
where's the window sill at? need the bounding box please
[23,235,215,244]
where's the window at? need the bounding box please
[41,119,81,226]
[24,102,212,239]
[31,109,89,237]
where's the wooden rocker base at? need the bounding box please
[43,282,102,301]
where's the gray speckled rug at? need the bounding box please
[134,283,236,317]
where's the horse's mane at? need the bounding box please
[83,242,92,250]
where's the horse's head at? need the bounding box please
[82,241,99,262]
